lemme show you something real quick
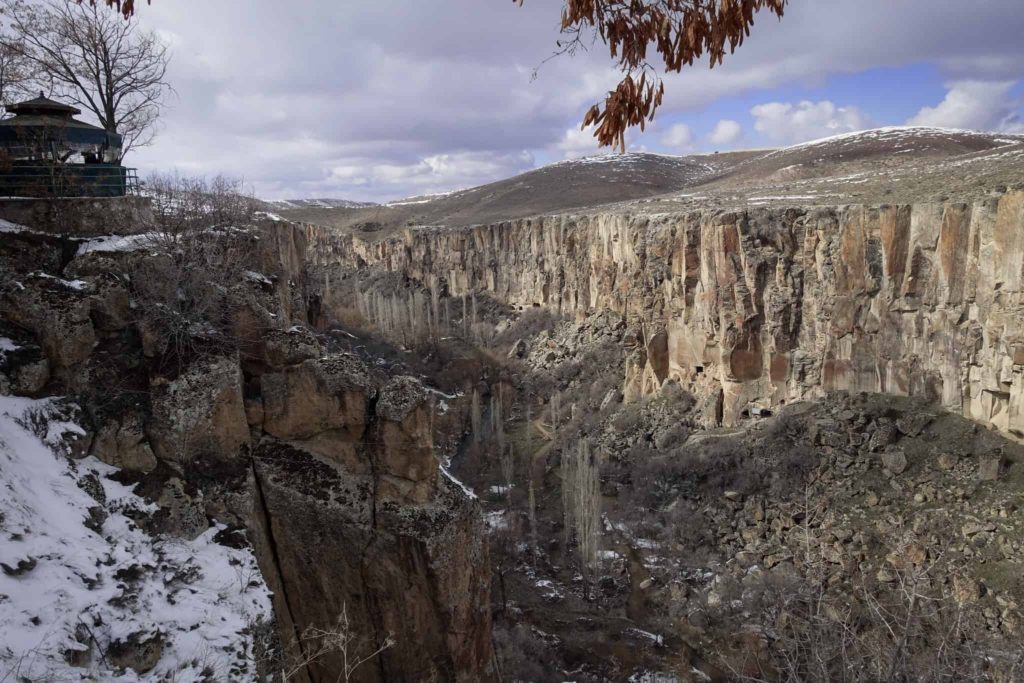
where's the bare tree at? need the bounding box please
[129,172,260,367]
[0,0,172,157]
[562,439,601,597]
[257,603,394,683]
[0,38,29,107]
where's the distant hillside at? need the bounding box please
[701,126,1023,189]
[260,198,378,211]
[275,151,757,236]
[271,127,1024,234]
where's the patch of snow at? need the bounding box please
[244,270,273,286]
[629,672,680,683]
[534,579,563,601]
[626,627,665,646]
[441,466,477,500]
[77,233,162,254]
[29,271,89,291]
[0,218,29,233]
[483,510,507,531]
[254,211,285,222]
[746,195,819,201]
[0,396,272,682]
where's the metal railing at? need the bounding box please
[0,164,136,197]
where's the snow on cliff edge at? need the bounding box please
[0,396,272,681]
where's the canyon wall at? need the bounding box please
[0,219,496,682]
[308,190,1024,439]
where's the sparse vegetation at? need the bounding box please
[127,173,262,369]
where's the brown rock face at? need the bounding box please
[147,355,250,463]
[248,359,495,683]
[319,190,1024,440]
[90,411,157,473]
[0,276,96,375]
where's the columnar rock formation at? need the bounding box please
[309,189,1024,440]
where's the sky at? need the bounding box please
[126,0,1024,202]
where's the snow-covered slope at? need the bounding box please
[0,396,272,682]
[261,198,377,210]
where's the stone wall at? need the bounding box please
[309,190,1024,440]
[0,195,154,236]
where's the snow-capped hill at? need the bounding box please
[0,396,272,682]
[767,125,1023,157]
[701,125,1024,192]
[262,198,377,210]
[385,188,466,207]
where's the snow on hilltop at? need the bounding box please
[262,197,377,210]
[764,125,1024,157]
[0,396,272,682]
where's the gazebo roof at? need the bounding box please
[0,94,121,150]
[6,93,82,118]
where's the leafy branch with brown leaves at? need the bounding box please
[78,0,144,19]
[522,0,788,150]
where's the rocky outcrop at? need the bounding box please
[0,196,154,236]
[147,355,250,464]
[316,189,1024,439]
[0,216,496,682]
[248,354,495,683]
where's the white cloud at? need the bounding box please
[555,126,604,159]
[707,119,743,147]
[751,100,872,146]
[907,80,1023,132]
[118,0,1024,199]
[661,123,695,150]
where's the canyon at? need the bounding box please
[310,189,1024,441]
[2,127,1024,681]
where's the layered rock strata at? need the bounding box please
[309,190,1024,439]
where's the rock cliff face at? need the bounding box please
[248,359,494,683]
[0,218,495,682]
[309,189,1024,440]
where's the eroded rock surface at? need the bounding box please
[317,190,1024,440]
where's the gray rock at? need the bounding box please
[978,456,1004,481]
[881,449,908,474]
[106,632,163,674]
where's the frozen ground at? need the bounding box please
[0,396,272,682]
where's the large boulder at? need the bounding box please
[260,326,322,369]
[148,355,249,464]
[0,274,96,373]
[90,411,158,473]
[375,376,437,504]
[259,354,372,466]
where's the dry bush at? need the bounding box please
[251,604,394,683]
[145,172,258,236]
[129,173,262,369]
[716,555,1024,683]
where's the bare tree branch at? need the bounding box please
[0,0,171,159]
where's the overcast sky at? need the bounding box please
[128,0,1024,202]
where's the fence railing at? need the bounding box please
[0,164,137,197]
